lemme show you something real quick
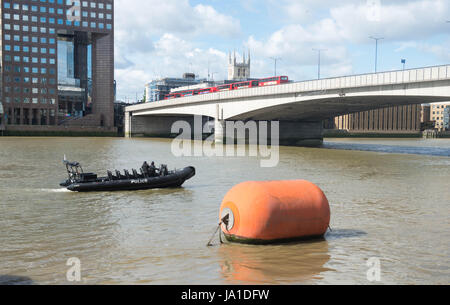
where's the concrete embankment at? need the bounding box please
[323,129,422,138]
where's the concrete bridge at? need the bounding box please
[125,64,450,146]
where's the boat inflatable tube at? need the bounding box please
[219,180,330,244]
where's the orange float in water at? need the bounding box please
[219,180,330,244]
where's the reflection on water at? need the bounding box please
[0,275,34,285]
[325,229,367,240]
[219,240,332,284]
[0,137,449,284]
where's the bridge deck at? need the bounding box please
[127,64,450,113]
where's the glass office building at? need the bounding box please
[145,74,203,103]
[0,0,114,132]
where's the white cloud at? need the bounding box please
[246,22,351,80]
[330,0,450,43]
[245,0,450,80]
[114,0,450,100]
[116,34,227,101]
[418,41,450,61]
[114,0,241,100]
[114,0,240,54]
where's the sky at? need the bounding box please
[114,0,450,102]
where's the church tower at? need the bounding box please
[228,50,251,81]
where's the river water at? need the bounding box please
[0,137,449,285]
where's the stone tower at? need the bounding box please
[228,50,251,81]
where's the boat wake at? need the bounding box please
[40,188,72,193]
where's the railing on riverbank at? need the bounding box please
[422,130,450,139]
[423,129,438,139]
[422,129,437,139]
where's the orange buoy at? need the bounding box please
[219,180,330,244]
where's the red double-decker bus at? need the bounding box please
[216,84,232,91]
[179,90,195,97]
[164,93,182,100]
[259,76,289,87]
[162,76,289,100]
[195,87,217,95]
[231,80,259,90]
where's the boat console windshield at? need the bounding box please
[63,160,98,183]
[64,160,83,180]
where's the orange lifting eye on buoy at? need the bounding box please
[219,180,330,244]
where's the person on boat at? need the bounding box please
[149,161,157,177]
[160,164,169,176]
[141,161,150,177]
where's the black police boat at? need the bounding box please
[60,159,195,192]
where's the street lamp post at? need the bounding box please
[313,48,327,79]
[269,57,282,76]
[369,36,384,73]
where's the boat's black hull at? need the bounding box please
[65,166,195,192]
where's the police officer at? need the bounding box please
[149,161,157,177]
[141,161,150,177]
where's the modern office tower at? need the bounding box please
[0,0,115,133]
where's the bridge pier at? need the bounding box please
[278,121,324,147]
[214,119,225,144]
[125,112,324,147]
[125,112,176,138]
[125,112,210,139]
[213,119,324,147]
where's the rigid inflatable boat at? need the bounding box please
[60,159,195,192]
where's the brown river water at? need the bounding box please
[0,137,449,285]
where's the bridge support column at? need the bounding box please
[124,111,132,137]
[278,121,324,147]
[125,113,184,138]
[214,104,225,144]
[214,120,323,147]
[214,119,225,144]
[125,113,210,139]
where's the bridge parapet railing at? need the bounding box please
[302,64,450,92]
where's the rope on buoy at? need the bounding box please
[206,214,230,247]
[206,221,222,247]
[328,225,333,232]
